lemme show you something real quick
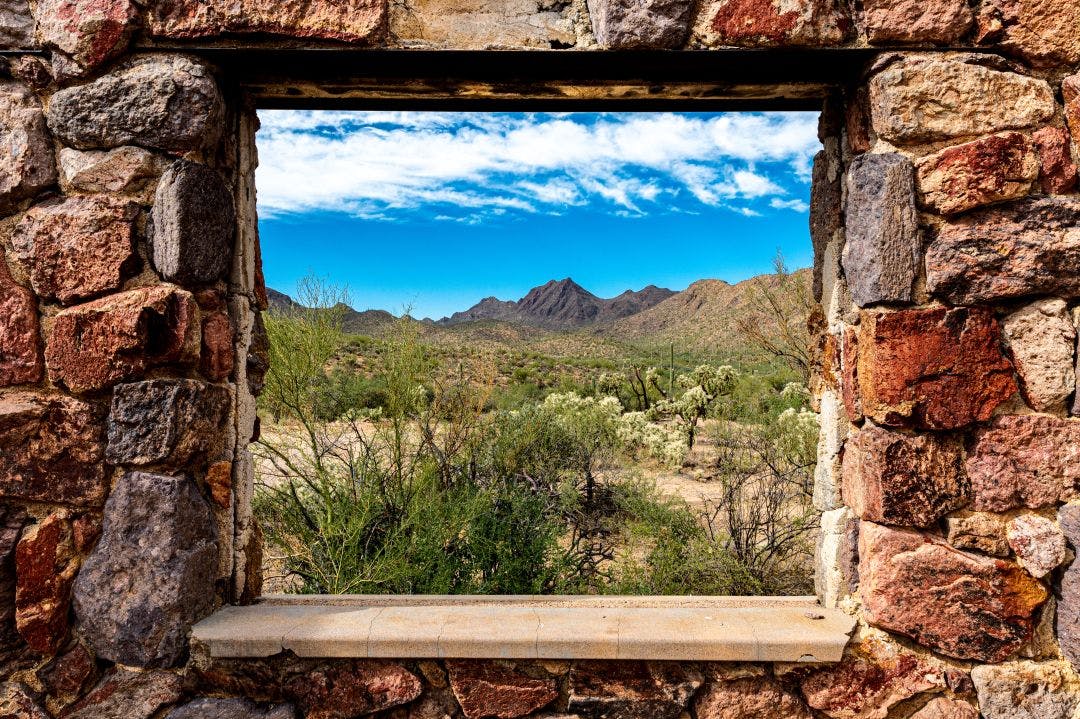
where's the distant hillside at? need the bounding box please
[439,278,675,331]
[267,288,397,336]
[267,268,810,362]
[596,269,812,358]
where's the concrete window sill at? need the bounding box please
[192,595,856,663]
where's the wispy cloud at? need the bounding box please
[255,111,819,222]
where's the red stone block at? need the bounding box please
[15,513,78,655]
[1033,126,1079,194]
[45,284,198,393]
[862,0,972,44]
[285,661,422,719]
[12,196,139,305]
[34,0,138,70]
[977,0,1080,68]
[692,0,850,47]
[0,391,107,506]
[200,310,235,381]
[840,326,861,422]
[841,425,967,527]
[0,253,42,387]
[447,661,559,719]
[802,637,947,718]
[857,307,1017,430]
[1066,75,1080,139]
[206,461,232,509]
[914,132,1037,216]
[146,0,386,44]
[859,522,1047,662]
[696,676,811,719]
[966,415,1080,512]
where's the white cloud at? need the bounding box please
[255,111,819,221]
[770,197,810,212]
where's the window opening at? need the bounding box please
[253,110,822,597]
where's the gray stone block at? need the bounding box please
[73,471,218,668]
[841,153,919,307]
[46,54,223,152]
[106,378,231,467]
[151,160,236,285]
[586,0,692,48]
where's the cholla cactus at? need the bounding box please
[779,381,810,406]
[654,364,741,448]
[615,411,688,468]
[776,407,819,462]
[597,372,623,396]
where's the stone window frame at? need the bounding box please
[192,49,860,662]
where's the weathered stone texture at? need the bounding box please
[842,426,966,528]
[944,511,1010,556]
[37,643,96,703]
[0,83,56,214]
[65,667,182,719]
[927,198,1080,305]
[390,0,574,49]
[810,149,841,302]
[914,132,1037,216]
[14,513,76,655]
[1032,127,1078,195]
[165,698,298,719]
[976,0,1080,68]
[967,415,1080,512]
[861,0,971,44]
[587,0,692,48]
[0,1,34,48]
[1058,503,1080,670]
[0,506,26,662]
[840,326,861,422]
[47,54,224,152]
[201,311,235,381]
[694,676,810,719]
[148,0,384,44]
[801,637,947,719]
[447,661,558,719]
[1066,75,1080,146]
[59,146,169,203]
[33,0,137,70]
[568,662,703,719]
[45,284,198,393]
[152,160,237,286]
[909,697,978,719]
[0,682,49,719]
[11,196,139,305]
[73,471,217,668]
[815,506,859,608]
[856,307,1017,430]
[859,522,1048,662]
[0,255,42,387]
[285,661,422,719]
[971,661,1080,719]
[841,153,918,307]
[106,379,230,466]
[869,57,1056,145]
[691,0,850,47]
[0,392,106,506]
[1002,299,1076,413]
[1006,513,1065,579]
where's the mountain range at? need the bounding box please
[267,268,810,356]
[438,279,676,330]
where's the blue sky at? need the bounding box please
[256,111,820,320]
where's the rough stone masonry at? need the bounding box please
[1,0,1080,717]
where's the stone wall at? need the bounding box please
[1,1,1080,718]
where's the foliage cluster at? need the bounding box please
[255,277,819,596]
